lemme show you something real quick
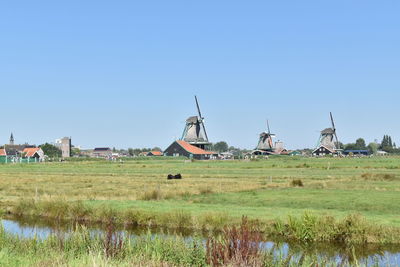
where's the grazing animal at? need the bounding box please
[167,174,182,180]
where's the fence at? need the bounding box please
[0,156,40,164]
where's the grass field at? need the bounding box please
[1,156,400,237]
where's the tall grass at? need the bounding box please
[269,212,400,245]
[206,217,263,266]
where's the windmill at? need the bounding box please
[316,112,340,152]
[180,96,211,150]
[256,120,276,151]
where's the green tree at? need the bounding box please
[71,147,80,157]
[344,143,357,150]
[133,148,142,155]
[355,138,367,150]
[212,141,229,152]
[367,142,378,154]
[39,143,62,158]
[381,135,394,153]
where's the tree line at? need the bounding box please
[342,135,399,154]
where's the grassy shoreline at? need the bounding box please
[8,198,400,245]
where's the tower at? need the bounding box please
[9,133,14,146]
[60,137,72,158]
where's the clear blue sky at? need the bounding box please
[1,1,399,149]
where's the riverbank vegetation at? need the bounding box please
[0,217,387,267]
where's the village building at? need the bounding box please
[92,147,112,158]
[219,151,234,160]
[164,140,217,160]
[377,151,388,156]
[1,133,45,162]
[289,151,302,156]
[343,150,370,156]
[312,145,335,156]
[55,137,72,158]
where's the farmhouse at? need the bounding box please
[312,145,335,156]
[164,140,217,160]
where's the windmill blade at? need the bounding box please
[330,112,336,131]
[195,95,203,120]
[330,112,340,148]
[267,120,271,134]
[194,95,209,141]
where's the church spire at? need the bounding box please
[9,133,14,145]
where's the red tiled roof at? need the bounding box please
[176,140,216,155]
[23,148,40,157]
[0,149,6,156]
[149,151,163,156]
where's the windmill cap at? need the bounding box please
[321,128,335,134]
[186,116,200,123]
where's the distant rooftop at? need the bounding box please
[94,147,111,151]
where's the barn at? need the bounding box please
[164,140,217,160]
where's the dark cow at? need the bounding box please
[167,174,182,180]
